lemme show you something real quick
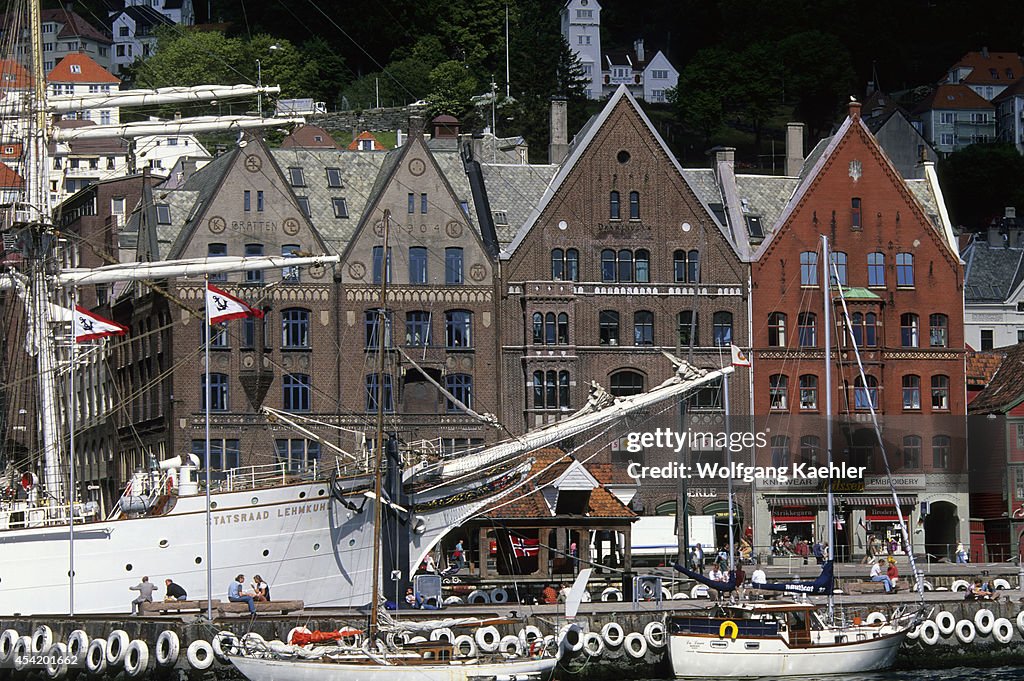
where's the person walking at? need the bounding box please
[228,574,256,615]
[956,542,968,564]
[129,576,157,614]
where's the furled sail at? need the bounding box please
[754,560,834,595]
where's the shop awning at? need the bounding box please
[767,495,916,507]
[771,515,816,523]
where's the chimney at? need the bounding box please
[1006,207,1017,220]
[711,146,735,184]
[848,99,862,120]
[408,116,424,139]
[633,38,645,63]
[785,122,805,176]
[470,132,485,161]
[548,98,569,164]
[987,222,1003,247]
[1006,207,1021,248]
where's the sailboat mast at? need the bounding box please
[723,376,734,573]
[821,234,835,620]
[369,210,392,638]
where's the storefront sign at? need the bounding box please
[864,475,925,489]
[754,477,818,490]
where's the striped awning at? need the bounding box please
[767,495,916,507]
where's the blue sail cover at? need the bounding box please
[755,560,833,594]
[672,563,738,592]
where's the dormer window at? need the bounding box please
[70,64,81,74]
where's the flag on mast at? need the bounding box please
[73,306,128,342]
[730,344,751,367]
[206,284,264,324]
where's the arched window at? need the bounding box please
[931,375,950,410]
[610,370,644,397]
[687,249,699,283]
[712,311,732,346]
[798,312,817,347]
[799,374,818,410]
[609,191,620,220]
[629,191,640,219]
[902,435,921,469]
[902,375,921,410]
[599,311,620,345]
[678,311,697,346]
[282,308,311,348]
[768,312,787,347]
[635,249,650,283]
[601,249,616,282]
[545,312,556,345]
[900,313,919,347]
[932,434,950,469]
[929,314,948,347]
[800,251,818,286]
[854,375,879,410]
[674,249,699,283]
[551,248,564,280]
[769,374,788,411]
[551,248,579,281]
[634,311,654,345]
[557,313,569,344]
[532,312,544,344]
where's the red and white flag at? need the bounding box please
[731,344,751,367]
[73,306,128,342]
[510,536,540,558]
[205,284,264,324]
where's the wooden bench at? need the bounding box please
[845,581,887,595]
[217,600,304,615]
[140,599,220,614]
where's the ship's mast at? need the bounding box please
[369,210,391,639]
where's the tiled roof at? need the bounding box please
[48,53,119,84]
[914,84,993,112]
[967,350,1005,388]
[968,343,1024,413]
[948,51,1023,86]
[962,238,1024,302]
[993,77,1024,103]
[346,131,385,151]
[40,9,112,44]
[119,6,174,28]
[478,449,635,520]
[480,163,558,245]
[0,59,32,89]
[281,124,340,149]
[0,161,24,188]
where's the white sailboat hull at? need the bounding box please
[230,654,557,681]
[669,628,906,678]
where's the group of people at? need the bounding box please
[128,576,188,615]
[867,556,901,593]
[771,536,830,565]
[227,574,271,614]
[965,578,999,601]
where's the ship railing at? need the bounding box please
[107,468,174,519]
[222,461,321,491]
[0,499,99,530]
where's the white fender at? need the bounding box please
[865,611,887,625]
[106,630,130,666]
[690,584,710,599]
[950,579,971,593]
[919,620,940,646]
[443,596,465,606]
[67,630,89,661]
[0,629,19,663]
[582,632,604,657]
[993,578,1011,590]
[601,622,625,647]
[12,637,31,672]
[600,587,622,602]
[124,640,149,677]
[86,639,108,674]
[1017,610,1024,634]
[475,626,501,653]
[498,634,522,656]
[452,634,477,658]
[644,621,666,648]
[467,589,491,605]
[212,631,239,662]
[558,624,584,653]
[45,642,68,680]
[672,592,689,599]
[32,625,53,654]
[185,640,214,670]
[155,631,180,667]
[955,619,976,644]
[429,628,454,643]
[623,632,648,659]
[975,608,995,635]
[490,588,509,604]
[934,610,956,636]
[994,617,1014,644]
[240,632,266,652]
[518,626,543,646]
[907,623,920,640]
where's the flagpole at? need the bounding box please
[204,277,213,622]
[69,287,76,616]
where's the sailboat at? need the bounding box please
[666,235,921,678]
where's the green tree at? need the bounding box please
[938,143,1024,230]
[669,48,735,144]
[129,28,248,90]
[427,60,478,117]
[778,31,856,139]
[295,37,350,108]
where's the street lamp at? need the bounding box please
[256,45,280,118]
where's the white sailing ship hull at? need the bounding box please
[669,628,906,678]
[230,653,557,681]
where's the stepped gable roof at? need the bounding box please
[948,50,1023,86]
[346,131,385,151]
[477,449,635,520]
[913,84,993,113]
[962,238,1024,303]
[281,124,339,149]
[118,6,174,28]
[48,53,119,84]
[40,9,112,44]
[967,350,1005,388]
[0,59,32,89]
[0,161,24,188]
[968,343,1024,413]
[269,147,388,252]
[480,162,558,246]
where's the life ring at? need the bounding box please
[644,621,666,648]
[86,639,107,674]
[452,634,477,658]
[919,580,934,591]
[919,620,940,646]
[907,623,921,640]
[443,596,464,606]
[185,640,214,670]
[950,579,971,593]
[240,632,266,652]
[975,608,995,635]
[124,640,149,677]
[106,630,130,666]
[601,587,623,602]
[672,592,689,599]
[718,620,739,640]
[994,617,1014,644]
[935,610,956,636]
[994,578,1011,590]
[287,627,311,645]
[429,628,454,643]
[661,587,673,601]
[691,584,709,599]
[409,636,428,644]
[45,642,68,679]
[67,630,90,660]
[155,631,180,667]
[558,624,584,653]
[519,626,543,645]
[1017,610,1024,634]
[468,589,491,605]
[12,637,31,672]
[490,587,509,604]
[865,611,887,625]
[623,632,648,659]
[955,619,976,644]
[582,632,604,657]
[32,625,53,654]
[475,626,501,653]
[499,634,522,656]
[601,622,625,647]
[0,629,19,663]
[212,631,240,662]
